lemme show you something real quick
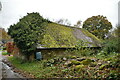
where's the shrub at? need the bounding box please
[103,37,120,53]
[72,40,95,56]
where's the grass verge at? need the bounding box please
[2,51,8,55]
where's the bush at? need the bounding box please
[71,40,95,56]
[3,47,6,50]
[103,37,120,53]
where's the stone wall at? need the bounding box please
[36,47,101,59]
[36,48,71,59]
[13,45,35,61]
[13,47,101,60]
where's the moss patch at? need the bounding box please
[75,65,84,70]
[38,23,102,48]
[81,28,103,47]
[80,59,93,65]
[71,60,81,65]
[40,23,76,47]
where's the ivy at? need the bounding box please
[8,12,49,61]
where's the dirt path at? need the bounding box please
[2,62,24,79]
[1,55,25,79]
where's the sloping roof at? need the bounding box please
[38,23,102,48]
[72,28,102,47]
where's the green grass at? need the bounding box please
[8,57,61,78]
[2,51,8,55]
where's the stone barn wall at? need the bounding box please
[36,48,73,59]
[13,44,35,61]
[13,47,101,60]
[36,47,101,60]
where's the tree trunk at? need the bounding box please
[24,54,30,62]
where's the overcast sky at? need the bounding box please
[0,0,119,30]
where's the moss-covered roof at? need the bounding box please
[38,23,102,48]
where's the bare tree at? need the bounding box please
[74,20,82,28]
[56,19,71,26]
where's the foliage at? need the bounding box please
[103,37,120,53]
[0,28,11,41]
[71,40,94,56]
[80,59,93,65]
[75,65,84,70]
[75,40,87,49]
[8,12,49,61]
[8,51,120,78]
[108,53,120,68]
[83,15,112,39]
[97,25,120,57]
[71,60,80,65]
[114,25,120,37]
[6,42,14,53]
[108,25,120,39]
